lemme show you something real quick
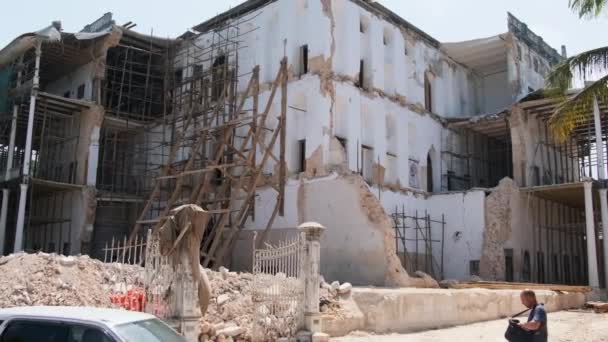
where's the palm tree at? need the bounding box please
[547,0,608,139]
[569,0,607,18]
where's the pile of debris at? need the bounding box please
[0,253,346,341]
[0,252,143,308]
[198,268,344,341]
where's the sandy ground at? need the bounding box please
[331,310,608,342]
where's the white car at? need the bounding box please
[0,306,186,342]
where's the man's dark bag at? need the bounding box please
[504,308,534,342]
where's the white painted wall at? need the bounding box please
[45,62,95,100]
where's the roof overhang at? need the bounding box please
[0,25,61,68]
[520,181,600,209]
[447,111,510,140]
[442,34,509,77]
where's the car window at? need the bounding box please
[1,320,68,342]
[115,318,185,342]
[69,325,115,342]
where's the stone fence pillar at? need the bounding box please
[299,222,325,334]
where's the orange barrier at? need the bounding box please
[110,289,146,312]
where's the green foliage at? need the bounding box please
[547,46,608,140]
[569,0,607,18]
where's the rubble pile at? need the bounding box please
[0,253,347,342]
[198,267,343,342]
[0,252,143,308]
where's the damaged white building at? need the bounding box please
[0,0,606,289]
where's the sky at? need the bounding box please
[0,0,606,56]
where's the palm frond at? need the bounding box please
[549,74,608,140]
[569,0,607,18]
[547,46,608,92]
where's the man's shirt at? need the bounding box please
[527,303,548,342]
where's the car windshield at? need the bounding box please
[114,318,185,342]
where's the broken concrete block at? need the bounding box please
[338,282,352,294]
[216,326,245,337]
[217,294,230,306]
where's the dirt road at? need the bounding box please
[331,311,608,342]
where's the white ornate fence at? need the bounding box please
[251,231,306,340]
[102,234,147,265]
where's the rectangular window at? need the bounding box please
[470,260,480,276]
[358,60,364,89]
[300,45,309,76]
[77,84,85,99]
[193,64,203,77]
[63,91,71,98]
[297,139,306,173]
[504,248,514,282]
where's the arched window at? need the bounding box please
[426,153,433,192]
[522,251,531,282]
[424,72,432,112]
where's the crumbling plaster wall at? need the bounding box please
[506,33,552,102]
[479,177,585,282]
[378,188,486,280]
[510,106,576,187]
[331,0,479,118]
[232,173,438,288]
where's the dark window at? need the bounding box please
[564,255,571,284]
[360,20,365,33]
[424,73,432,112]
[48,242,56,253]
[337,137,347,164]
[522,251,531,282]
[63,91,71,99]
[297,139,306,173]
[212,55,226,101]
[553,254,559,283]
[63,242,71,255]
[426,153,433,192]
[77,84,85,99]
[358,60,364,89]
[300,45,309,75]
[174,69,183,87]
[1,320,69,342]
[537,251,545,283]
[469,260,480,276]
[505,248,514,282]
[532,166,540,186]
[193,65,203,77]
[69,325,114,342]
[574,255,581,284]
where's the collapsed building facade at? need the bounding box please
[0,0,606,289]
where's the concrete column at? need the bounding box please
[583,180,600,287]
[600,188,608,287]
[593,96,605,180]
[299,221,325,334]
[14,42,42,252]
[0,189,8,255]
[0,61,22,255]
[13,184,28,252]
